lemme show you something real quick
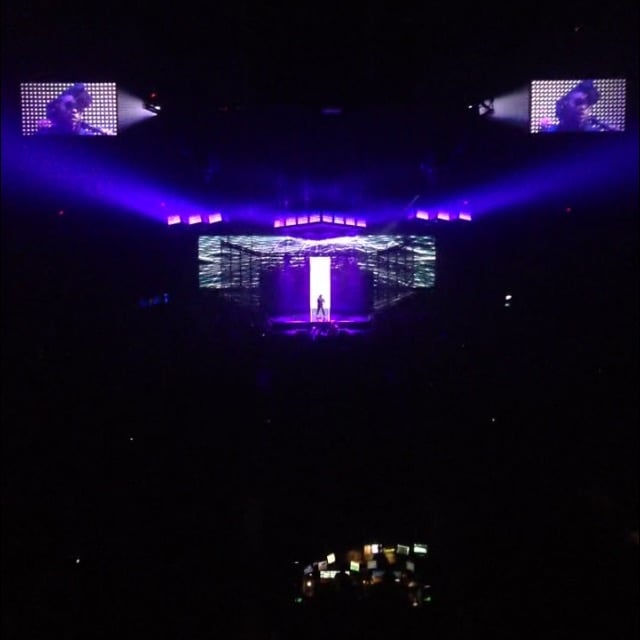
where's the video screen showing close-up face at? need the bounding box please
[20,82,118,136]
[530,78,626,134]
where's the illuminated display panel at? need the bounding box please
[20,82,118,136]
[198,235,436,290]
[530,78,626,134]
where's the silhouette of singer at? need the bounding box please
[539,80,619,132]
[36,83,113,136]
[316,294,326,320]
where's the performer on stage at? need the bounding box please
[36,83,113,136]
[316,294,326,320]
[539,80,619,133]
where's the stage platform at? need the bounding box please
[266,313,373,336]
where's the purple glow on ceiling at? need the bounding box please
[3,131,221,223]
[3,98,635,228]
[454,133,638,217]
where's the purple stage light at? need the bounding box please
[167,215,181,225]
[273,213,366,229]
[415,210,430,221]
[436,211,451,221]
[207,212,223,223]
[188,214,202,225]
[459,211,472,221]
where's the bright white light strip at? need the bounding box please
[310,256,331,322]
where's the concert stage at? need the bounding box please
[266,313,373,337]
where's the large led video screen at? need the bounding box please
[198,235,436,290]
[20,82,118,136]
[530,78,626,134]
[198,234,436,316]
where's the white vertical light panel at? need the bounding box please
[309,256,331,321]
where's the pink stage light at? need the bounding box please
[188,214,202,225]
[167,215,181,225]
[207,212,223,223]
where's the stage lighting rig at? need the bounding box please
[478,98,495,117]
[143,90,162,114]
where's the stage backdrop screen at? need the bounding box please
[529,78,626,134]
[20,82,118,136]
[198,235,436,291]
